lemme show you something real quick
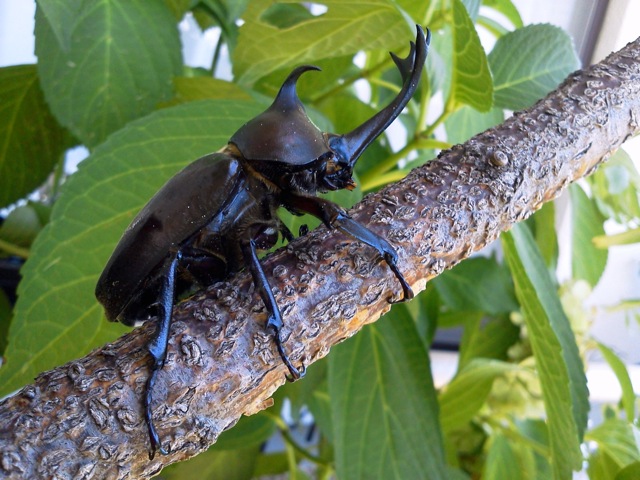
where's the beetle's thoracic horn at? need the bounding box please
[328,25,431,167]
[229,65,326,164]
[274,64,321,111]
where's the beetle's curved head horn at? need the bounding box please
[274,65,321,111]
[229,65,327,165]
[328,25,431,168]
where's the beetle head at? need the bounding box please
[229,25,430,194]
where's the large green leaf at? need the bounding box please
[502,224,589,479]
[458,315,519,369]
[570,184,608,287]
[329,310,447,479]
[444,105,504,145]
[233,0,411,85]
[617,462,640,480]
[0,289,11,356]
[489,24,580,110]
[483,433,527,480]
[214,412,275,450]
[36,0,82,51]
[587,418,640,474]
[433,256,519,315]
[447,0,493,111]
[527,201,559,271]
[0,65,66,208]
[162,445,261,480]
[0,99,262,396]
[35,1,182,148]
[439,358,520,431]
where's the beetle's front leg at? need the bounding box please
[282,194,414,303]
[145,250,182,459]
[240,238,306,381]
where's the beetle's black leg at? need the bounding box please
[281,194,414,303]
[145,250,181,459]
[279,222,295,243]
[331,212,413,303]
[299,224,309,237]
[241,238,306,381]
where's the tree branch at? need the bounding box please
[1,37,640,479]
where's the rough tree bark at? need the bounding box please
[1,36,640,479]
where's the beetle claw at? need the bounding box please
[285,363,307,382]
[383,255,414,304]
[269,324,305,381]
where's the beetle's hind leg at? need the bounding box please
[145,250,182,459]
[241,238,306,381]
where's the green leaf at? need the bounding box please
[502,223,589,478]
[617,462,640,480]
[587,418,640,471]
[273,356,328,420]
[597,342,636,421]
[448,0,493,111]
[489,24,580,110]
[0,65,66,208]
[0,289,11,356]
[233,0,410,85]
[458,315,519,369]
[515,418,553,476]
[255,55,356,101]
[589,149,640,224]
[169,77,253,105]
[329,310,447,479]
[527,201,558,271]
[162,444,260,480]
[36,0,82,51]
[483,433,525,480]
[252,452,289,477]
[307,384,334,443]
[570,184,608,287]
[483,0,523,29]
[0,99,262,396]
[402,283,440,347]
[439,358,520,431]
[444,105,504,145]
[433,256,519,315]
[35,1,182,148]
[214,412,275,450]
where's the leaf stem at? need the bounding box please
[0,239,30,259]
[50,153,67,201]
[592,227,640,248]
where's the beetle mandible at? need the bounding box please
[96,25,430,458]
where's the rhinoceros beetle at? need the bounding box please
[96,25,430,458]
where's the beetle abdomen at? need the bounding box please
[95,153,243,323]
